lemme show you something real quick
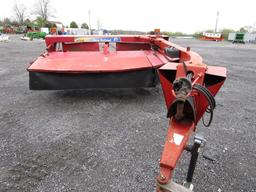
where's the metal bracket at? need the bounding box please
[55,42,63,52]
[157,180,193,192]
[185,134,205,185]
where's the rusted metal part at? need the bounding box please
[157,180,193,192]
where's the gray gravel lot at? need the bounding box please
[0,35,255,192]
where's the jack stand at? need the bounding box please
[157,135,206,192]
[184,134,205,190]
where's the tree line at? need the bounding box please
[0,0,89,33]
[1,0,255,37]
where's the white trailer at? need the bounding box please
[228,33,236,41]
[228,32,256,43]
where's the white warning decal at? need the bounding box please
[173,133,184,146]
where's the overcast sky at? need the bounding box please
[1,0,256,33]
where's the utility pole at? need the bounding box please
[88,10,91,34]
[215,11,219,32]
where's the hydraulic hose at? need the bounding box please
[193,84,216,127]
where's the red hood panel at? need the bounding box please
[28,51,159,73]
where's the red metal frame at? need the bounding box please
[153,37,226,191]
[28,35,169,73]
[27,35,226,190]
[27,35,202,74]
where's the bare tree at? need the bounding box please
[33,0,53,21]
[13,2,26,24]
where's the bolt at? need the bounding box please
[160,174,166,181]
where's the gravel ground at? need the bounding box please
[0,35,255,192]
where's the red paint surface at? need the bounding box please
[28,51,167,73]
[157,56,226,188]
[30,35,205,74]
[157,119,194,184]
